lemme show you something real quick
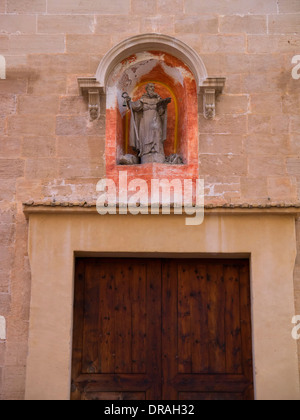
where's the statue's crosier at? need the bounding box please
[122,83,172,164]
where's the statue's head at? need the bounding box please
[146,83,156,98]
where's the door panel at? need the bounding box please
[71,259,161,400]
[162,259,253,400]
[81,261,148,374]
[72,258,253,401]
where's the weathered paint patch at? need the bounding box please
[105,51,199,195]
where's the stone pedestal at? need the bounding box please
[141,152,165,164]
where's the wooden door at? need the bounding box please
[71,259,162,400]
[162,259,254,400]
[71,258,253,400]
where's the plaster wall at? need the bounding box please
[25,211,299,400]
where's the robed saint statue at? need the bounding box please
[122,83,172,164]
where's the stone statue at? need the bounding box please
[122,83,171,164]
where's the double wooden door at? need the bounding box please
[71,258,254,400]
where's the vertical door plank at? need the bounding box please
[114,262,132,373]
[131,262,147,374]
[98,263,115,373]
[207,262,226,373]
[146,260,162,400]
[178,263,192,373]
[225,264,242,374]
[82,262,100,374]
[162,260,178,400]
[191,263,209,373]
[239,261,254,399]
[71,259,85,400]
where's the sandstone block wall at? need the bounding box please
[0,0,300,399]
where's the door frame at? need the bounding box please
[24,210,300,400]
[71,257,254,400]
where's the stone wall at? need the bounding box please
[0,0,300,399]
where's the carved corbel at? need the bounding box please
[200,78,226,119]
[78,77,104,121]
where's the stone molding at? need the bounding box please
[77,77,103,121]
[200,77,226,119]
[78,34,226,119]
[23,201,300,218]
[95,33,208,92]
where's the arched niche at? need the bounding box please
[95,33,208,93]
[105,50,199,172]
[78,34,225,182]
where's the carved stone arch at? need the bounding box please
[95,33,208,93]
[77,34,225,184]
[78,34,225,120]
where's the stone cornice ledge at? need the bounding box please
[23,201,300,219]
